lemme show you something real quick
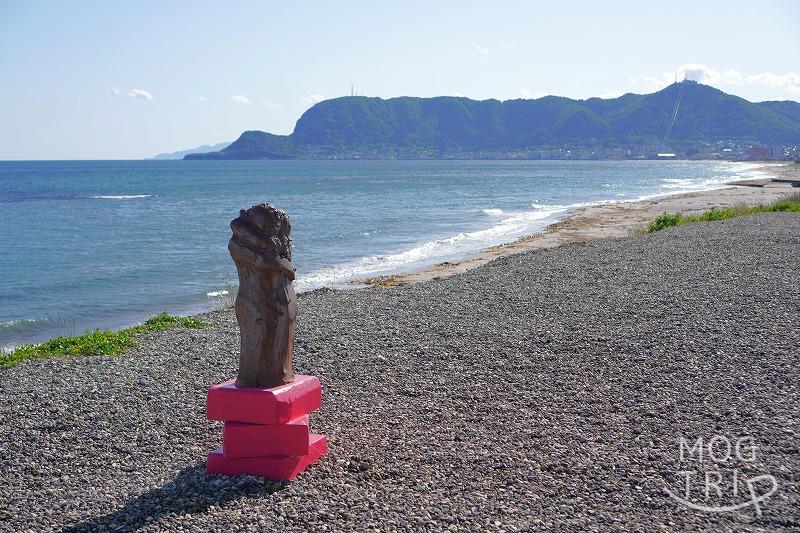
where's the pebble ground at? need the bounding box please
[1,213,799,532]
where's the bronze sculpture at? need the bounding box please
[228,204,297,388]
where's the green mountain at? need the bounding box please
[185,81,800,160]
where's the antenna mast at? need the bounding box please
[662,78,685,145]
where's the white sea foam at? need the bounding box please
[658,176,735,191]
[296,206,569,291]
[661,178,693,186]
[0,318,38,330]
[0,319,40,351]
[654,163,768,194]
[206,290,229,297]
[91,194,152,200]
[530,201,568,209]
[482,208,504,215]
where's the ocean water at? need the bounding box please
[0,159,770,347]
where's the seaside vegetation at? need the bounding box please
[647,192,800,233]
[0,313,208,368]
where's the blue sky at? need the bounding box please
[0,1,798,159]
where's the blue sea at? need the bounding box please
[0,159,770,347]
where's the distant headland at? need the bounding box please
[185,81,800,161]
[152,142,231,160]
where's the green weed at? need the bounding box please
[0,313,209,367]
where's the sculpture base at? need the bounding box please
[223,415,310,457]
[206,375,326,481]
[207,434,328,481]
[207,374,322,425]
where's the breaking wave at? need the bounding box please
[296,205,570,291]
[91,194,152,200]
[206,290,229,297]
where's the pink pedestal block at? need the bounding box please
[206,374,327,480]
[207,434,328,481]
[223,415,310,458]
[207,374,322,425]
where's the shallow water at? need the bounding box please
[0,159,769,346]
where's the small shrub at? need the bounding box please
[695,206,735,221]
[648,212,683,233]
[181,316,208,328]
[139,312,182,331]
[768,192,800,213]
[130,312,209,333]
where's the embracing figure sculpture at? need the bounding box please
[228,204,297,388]
[207,203,326,480]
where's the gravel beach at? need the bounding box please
[2,213,799,532]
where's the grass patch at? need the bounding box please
[130,313,208,333]
[648,212,684,232]
[647,192,800,233]
[0,312,209,368]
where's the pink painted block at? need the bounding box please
[207,434,328,481]
[223,415,310,458]
[207,374,322,424]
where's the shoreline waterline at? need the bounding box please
[1,160,793,348]
[352,163,798,288]
[307,162,788,289]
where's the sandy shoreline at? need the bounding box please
[359,162,800,288]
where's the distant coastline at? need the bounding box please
[151,141,231,160]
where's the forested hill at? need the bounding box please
[185,81,800,160]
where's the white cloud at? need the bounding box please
[721,69,744,85]
[264,100,282,108]
[677,63,723,84]
[519,88,546,99]
[639,64,800,94]
[232,94,251,105]
[745,71,800,91]
[191,95,207,102]
[474,45,490,56]
[302,94,325,106]
[106,87,121,96]
[597,91,624,99]
[128,89,154,100]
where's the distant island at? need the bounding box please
[186,81,800,161]
[153,142,231,160]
